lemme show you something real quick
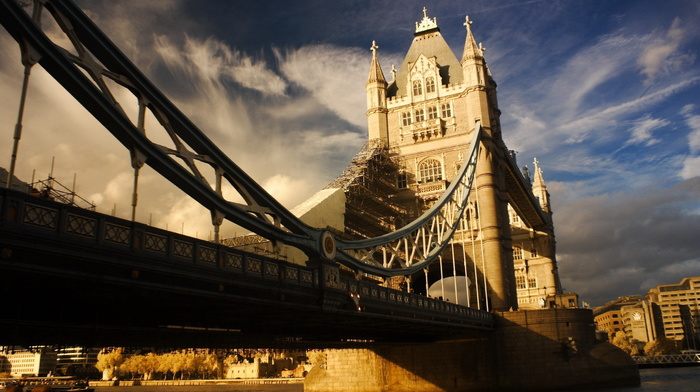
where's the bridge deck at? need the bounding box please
[0,188,494,347]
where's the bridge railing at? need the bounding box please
[1,186,496,330]
[633,353,700,365]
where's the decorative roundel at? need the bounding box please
[321,230,336,260]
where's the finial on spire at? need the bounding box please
[415,7,438,33]
[370,40,379,56]
[391,64,397,81]
[464,15,472,28]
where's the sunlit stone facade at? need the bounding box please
[366,10,561,310]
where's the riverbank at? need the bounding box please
[91,378,303,387]
[91,379,303,392]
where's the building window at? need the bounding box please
[441,103,452,117]
[528,277,537,288]
[516,275,526,290]
[415,108,425,122]
[401,112,411,126]
[397,173,408,189]
[412,80,423,95]
[426,77,435,93]
[427,106,438,119]
[511,213,520,224]
[418,159,442,183]
[530,248,538,258]
[513,246,523,260]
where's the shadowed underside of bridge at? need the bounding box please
[0,187,494,348]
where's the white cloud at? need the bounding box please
[637,17,691,82]
[276,44,369,128]
[625,114,668,147]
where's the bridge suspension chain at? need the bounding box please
[0,0,482,278]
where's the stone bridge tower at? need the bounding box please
[365,9,561,311]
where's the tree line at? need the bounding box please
[95,348,313,380]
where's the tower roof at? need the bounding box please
[388,9,463,97]
[367,40,387,85]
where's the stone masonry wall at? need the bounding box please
[304,309,639,392]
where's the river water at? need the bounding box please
[92,367,699,392]
[565,366,700,392]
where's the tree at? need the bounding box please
[95,347,124,380]
[611,331,639,356]
[644,337,679,355]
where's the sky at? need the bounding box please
[1,0,699,307]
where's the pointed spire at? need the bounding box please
[532,158,545,187]
[532,158,551,213]
[367,40,387,85]
[461,15,484,63]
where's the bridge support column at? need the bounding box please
[304,333,498,392]
[304,309,640,392]
[474,137,516,311]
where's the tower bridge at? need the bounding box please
[0,1,639,390]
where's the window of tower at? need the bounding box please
[531,248,538,258]
[427,106,438,119]
[426,77,436,93]
[516,275,526,290]
[401,112,411,126]
[418,159,442,183]
[513,246,523,260]
[412,80,423,95]
[528,277,537,288]
[415,108,425,122]
[397,173,408,189]
[441,103,452,118]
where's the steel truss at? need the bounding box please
[0,0,481,278]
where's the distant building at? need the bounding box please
[620,300,661,344]
[0,347,57,377]
[593,295,643,338]
[646,276,700,347]
[225,355,296,379]
[54,347,100,377]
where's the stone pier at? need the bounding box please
[305,309,639,392]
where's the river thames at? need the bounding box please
[90,366,699,392]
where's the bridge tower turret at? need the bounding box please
[459,15,517,311]
[359,9,518,311]
[366,41,389,143]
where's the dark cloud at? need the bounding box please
[555,177,700,305]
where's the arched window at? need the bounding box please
[412,80,423,95]
[418,159,442,182]
[427,106,438,119]
[441,103,452,117]
[425,77,436,93]
[415,108,425,122]
[401,112,411,126]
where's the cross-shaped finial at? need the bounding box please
[370,40,379,55]
[423,7,428,19]
[464,15,473,28]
